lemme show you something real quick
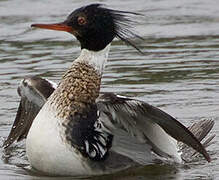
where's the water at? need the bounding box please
[0,0,219,179]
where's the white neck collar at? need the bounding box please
[74,44,111,75]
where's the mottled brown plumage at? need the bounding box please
[46,60,113,161]
[49,62,101,120]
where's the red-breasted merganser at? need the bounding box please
[4,4,215,176]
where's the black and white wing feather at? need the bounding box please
[3,76,56,148]
[96,93,212,163]
[64,103,113,161]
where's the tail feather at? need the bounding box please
[179,119,215,162]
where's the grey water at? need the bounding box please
[0,0,219,179]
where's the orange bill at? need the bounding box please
[31,22,73,33]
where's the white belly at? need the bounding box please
[26,102,89,176]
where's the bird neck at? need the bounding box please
[48,44,110,119]
[75,43,111,76]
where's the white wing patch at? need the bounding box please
[97,93,183,163]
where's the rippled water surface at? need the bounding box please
[0,0,219,179]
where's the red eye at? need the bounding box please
[78,16,86,25]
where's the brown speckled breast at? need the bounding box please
[49,61,101,120]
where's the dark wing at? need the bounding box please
[3,76,56,148]
[96,93,212,162]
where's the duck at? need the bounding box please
[3,3,215,176]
